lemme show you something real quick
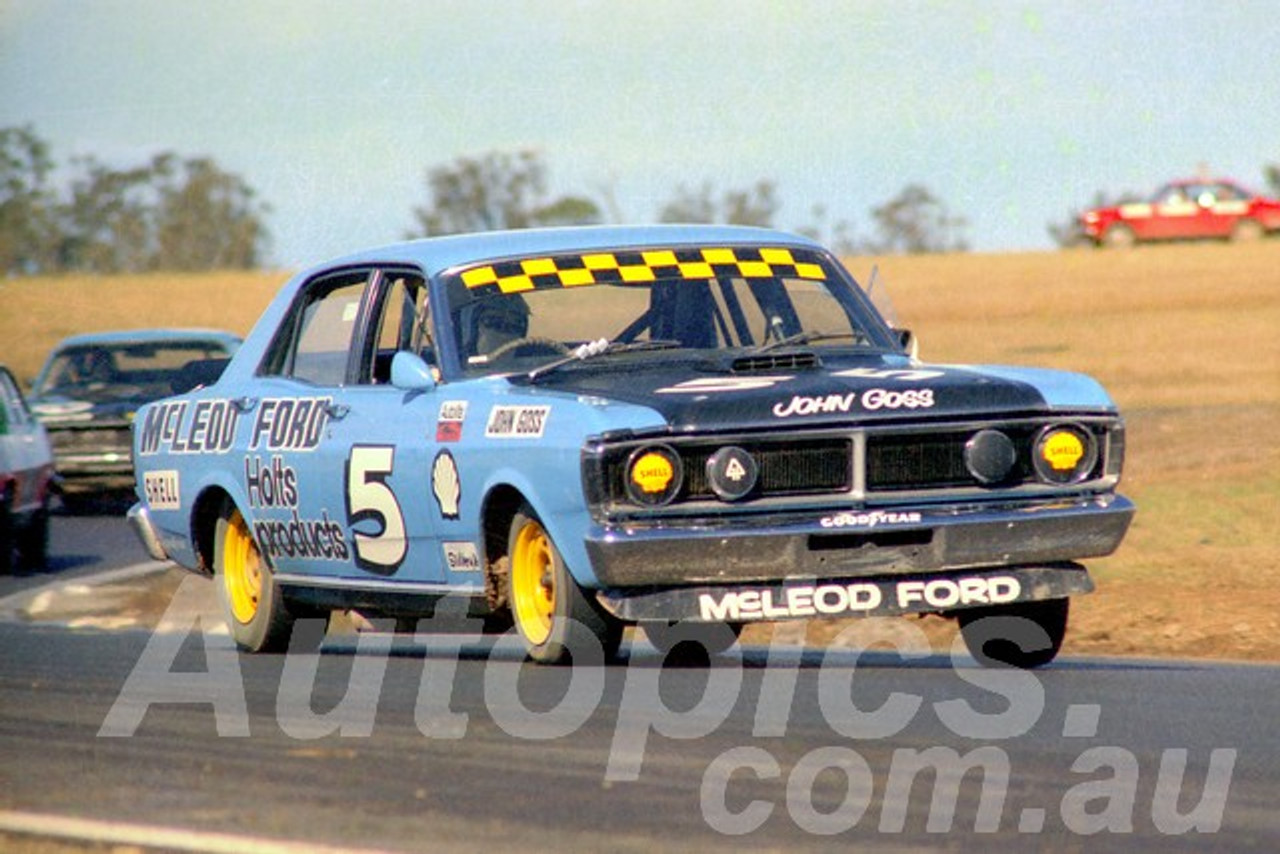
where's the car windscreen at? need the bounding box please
[444,245,896,377]
[35,341,233,399]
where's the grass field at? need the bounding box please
[2,241,1277,661]
[848,243,1280,662]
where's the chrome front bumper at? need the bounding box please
[126,502,170,562]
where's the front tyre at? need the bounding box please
[215,504,326,653]
[508,504,621,665]
[1102,223,1136,248]
[957,597,1070,669]
[643,621,742,659]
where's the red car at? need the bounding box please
[1080,178,1280,247]
[1,365,56,572]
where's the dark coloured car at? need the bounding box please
[127,226,1134,668]
[1081,178,1280,247]
[0,364,56,572]
[29,329,241,501]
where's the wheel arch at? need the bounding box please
[479,483,527,610]
[191,485,235,577]
[1232,217,1265,241]
[1102,221,1136,248]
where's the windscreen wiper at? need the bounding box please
[750,330,867,355]
[526,338,682,382]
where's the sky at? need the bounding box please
[3,1,1279,268]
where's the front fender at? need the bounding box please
[478,464,599,587]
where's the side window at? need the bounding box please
[287,273,371,385]
[1188,184,1215,207]
[365,273,427,384]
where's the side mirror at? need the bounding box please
[390,351,437,391]
[894,328,919,361]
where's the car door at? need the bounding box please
[245,268,446,585]
[1148,184,1199,240]
[1176,182,1235,240]
[1201,182,1249,238]
[0,367,48,513]
[319,269,450,584]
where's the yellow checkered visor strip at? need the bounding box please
[458,246,828,294]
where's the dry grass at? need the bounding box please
[3,241,1278,661]
[869,245,1280,413]
[825,241,1280,661]
[0,271,287,383]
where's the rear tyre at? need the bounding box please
[957,598,1070,669]
[507,503,621,664]
[1232,218,1264,242]
[16,500,49,570]
[0,493,13,575]
[215,504,327,653]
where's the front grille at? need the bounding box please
[866,434,977,490]
[681,439,851,499]
[864,423,1106,492]
[599,436,851,506]
[49,426,132,454]
[592,417,1118,513]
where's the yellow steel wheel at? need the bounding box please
[213,501,326,653]
[510,518,555,647]
[221,509,262,625]
[505,503,623,665]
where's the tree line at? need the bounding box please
[1,125,270,275]
[405,149,970,257]
[2,124,973,276]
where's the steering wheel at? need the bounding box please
[486,336,571,361]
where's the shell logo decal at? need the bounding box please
[432,450,461,519]
[1041,430,1085,472]
[632,452,674,494]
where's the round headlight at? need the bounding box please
[705,445,759,501]
[965,429,1017,485]
[1033,424,1098,485]
[625,445,683,506]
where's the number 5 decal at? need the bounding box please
[346,445,407,575]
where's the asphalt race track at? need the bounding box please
[1,512,1277,852]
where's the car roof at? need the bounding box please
[318,224,826,277]
[49,328,243,349]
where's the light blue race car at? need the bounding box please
[128,225,1134,667]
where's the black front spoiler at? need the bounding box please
[596,562,1093,624]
